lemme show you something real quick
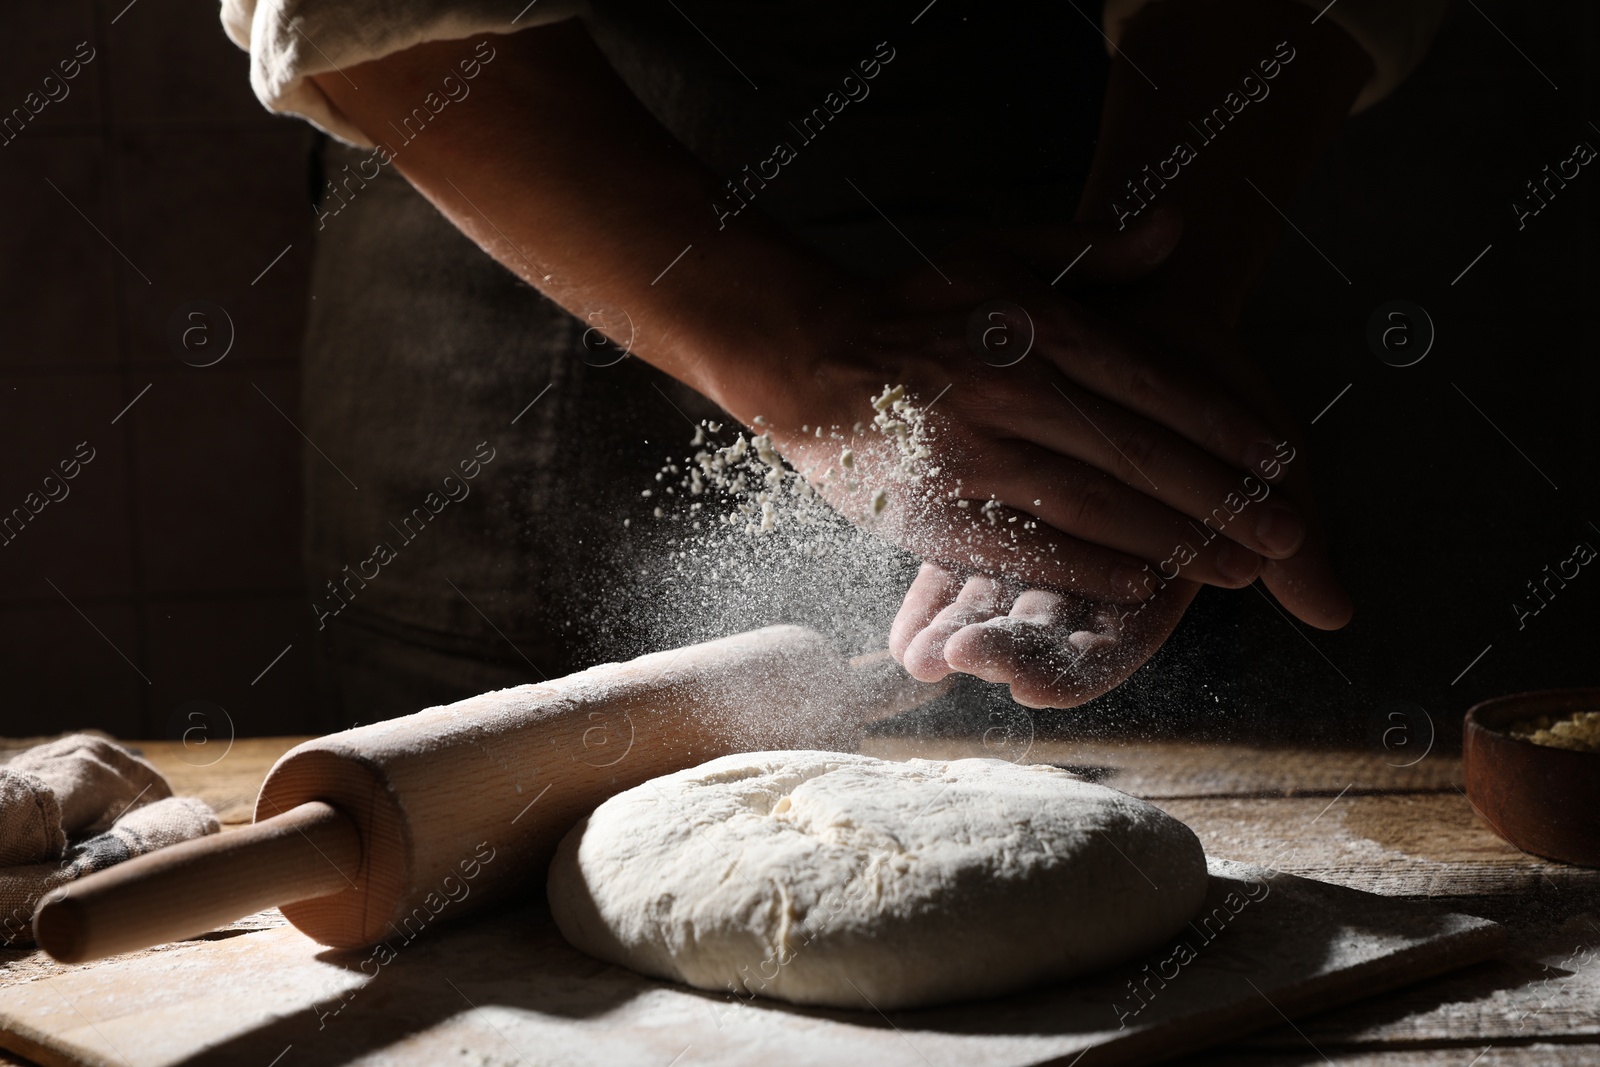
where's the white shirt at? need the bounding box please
[222,0,1446,147]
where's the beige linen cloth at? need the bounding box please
[0,735,219,946]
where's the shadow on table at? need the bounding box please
[164,902,636,1066]
[171,861,1496,1067]
[1224,885,1600,1056]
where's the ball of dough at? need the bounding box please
[547,751,1207,1010]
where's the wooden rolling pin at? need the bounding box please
[34,625,942,964]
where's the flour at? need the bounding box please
[596,385,1060,731]
[639,383,937,542]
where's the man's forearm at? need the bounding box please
[1075,0,1373,323]
[306,14,1354,619]
[311,21,840,422]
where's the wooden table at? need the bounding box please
[2,734,1596,1065]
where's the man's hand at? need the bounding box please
[883,273,1340,708]
[314,24,1316,609]
[890,562,1196,708]
[757,213,1313,604]
[883,0,1373,704]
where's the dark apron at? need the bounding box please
[298,4,1250,731]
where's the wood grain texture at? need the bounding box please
[140,737,301,826]
[33,803,360,963]
[3,734,1597,1064]
[0,861,1503,1067]
[30,626,944,961]
[254,625,905,949]
[1233,897,1600,1050]
[1155,794,1600,898]
[138,737,1466,818]
[859,736,1464,798]
[1181,1044,1600,1065]
[0,911,288,987]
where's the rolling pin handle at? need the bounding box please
[33,800,363,964]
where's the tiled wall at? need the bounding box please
[0,1,319,740]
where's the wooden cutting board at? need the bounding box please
[0,859,1502,1067]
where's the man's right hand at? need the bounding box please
[752,215,1315,610]
[313,21,1329,621]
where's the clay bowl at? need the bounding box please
[1464,688,1600,867]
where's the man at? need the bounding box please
[223,0,1440,720]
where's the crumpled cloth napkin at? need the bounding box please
[0,734,220,946]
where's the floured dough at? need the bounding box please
[547,751,1207,1010]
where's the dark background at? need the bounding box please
[0,0,317,740]
[0,0,1593,745]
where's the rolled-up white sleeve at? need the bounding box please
[1102,0,1448,112]
[220,0,584,145]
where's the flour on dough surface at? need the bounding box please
[548,751,1207,1010]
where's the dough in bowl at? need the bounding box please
[547,751,1208,1009]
